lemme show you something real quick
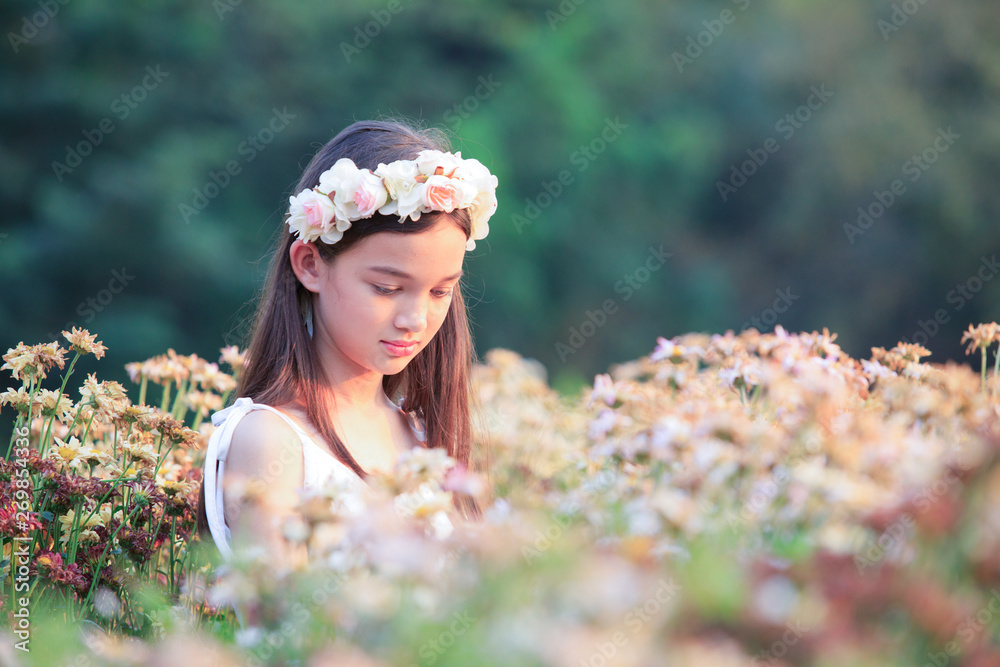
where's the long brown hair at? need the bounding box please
[197,119,492,541]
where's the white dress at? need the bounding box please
[202,391,426,563]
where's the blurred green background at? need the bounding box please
[2,0,999,399]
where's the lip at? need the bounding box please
[382,340,418,356]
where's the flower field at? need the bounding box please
[1,325,999,666]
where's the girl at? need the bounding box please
[196,119,497,577]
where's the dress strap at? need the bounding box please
[203,397,257,563]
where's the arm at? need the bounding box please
[223,409,310,573]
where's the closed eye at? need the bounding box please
[372,285,453,298]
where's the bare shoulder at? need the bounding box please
[224,408,305,504]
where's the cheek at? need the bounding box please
[429,299,453,330]
[320,285,386,330]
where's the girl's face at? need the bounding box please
[302,216,468,380]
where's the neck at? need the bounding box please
[313,350,388,413]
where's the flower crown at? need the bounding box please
[286,149,499,251]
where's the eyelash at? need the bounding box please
[373,285,453,298]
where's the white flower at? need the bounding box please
[861,359,896,379]
[414,149,465,177]
[589,373,617,408]
[287,189,337,244]
[454,157,498,250]
[465,189,497,251]
[375,159,422,220]
[395,483,453,518]
[320,158,389,225]
[650,336,680,362]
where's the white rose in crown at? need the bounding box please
[287,189,337,244]
[414,149,466,178]
[318,158,388,226]
[375,159,425,222]
[455,158,499,250]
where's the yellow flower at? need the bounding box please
[79,373,130,422]
[33,341,68,373]
[122,439,159,467]
[58,508,102,544]
[78,446,113,468]
[38,389,74,422]
[48,436,86,469]
[0,387,32,414]
[157,477,195,497]
[103,460,144,480]
[2,341,67,382]
[62,327,107,359]
[98,503,125,527]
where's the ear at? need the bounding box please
[289,239,327,293]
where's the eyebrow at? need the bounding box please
[367,266,464,282]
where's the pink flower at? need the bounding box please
[352,170,389,218]
[302,198,328,227]
[422,175,461,212]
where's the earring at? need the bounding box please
[302,299,314,339]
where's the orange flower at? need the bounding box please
[62,327,107,359]
[961,323,1000,355]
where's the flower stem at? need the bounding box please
[75,503,143,620]
[160,382,172,414]
[993,346,999,395]
[40,352,81,457]
[981,348,987,393]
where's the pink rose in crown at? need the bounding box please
[422,175,461,213]
[302,197,329,227]
[353,170,389,218]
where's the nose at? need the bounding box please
[394,293,429,333]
